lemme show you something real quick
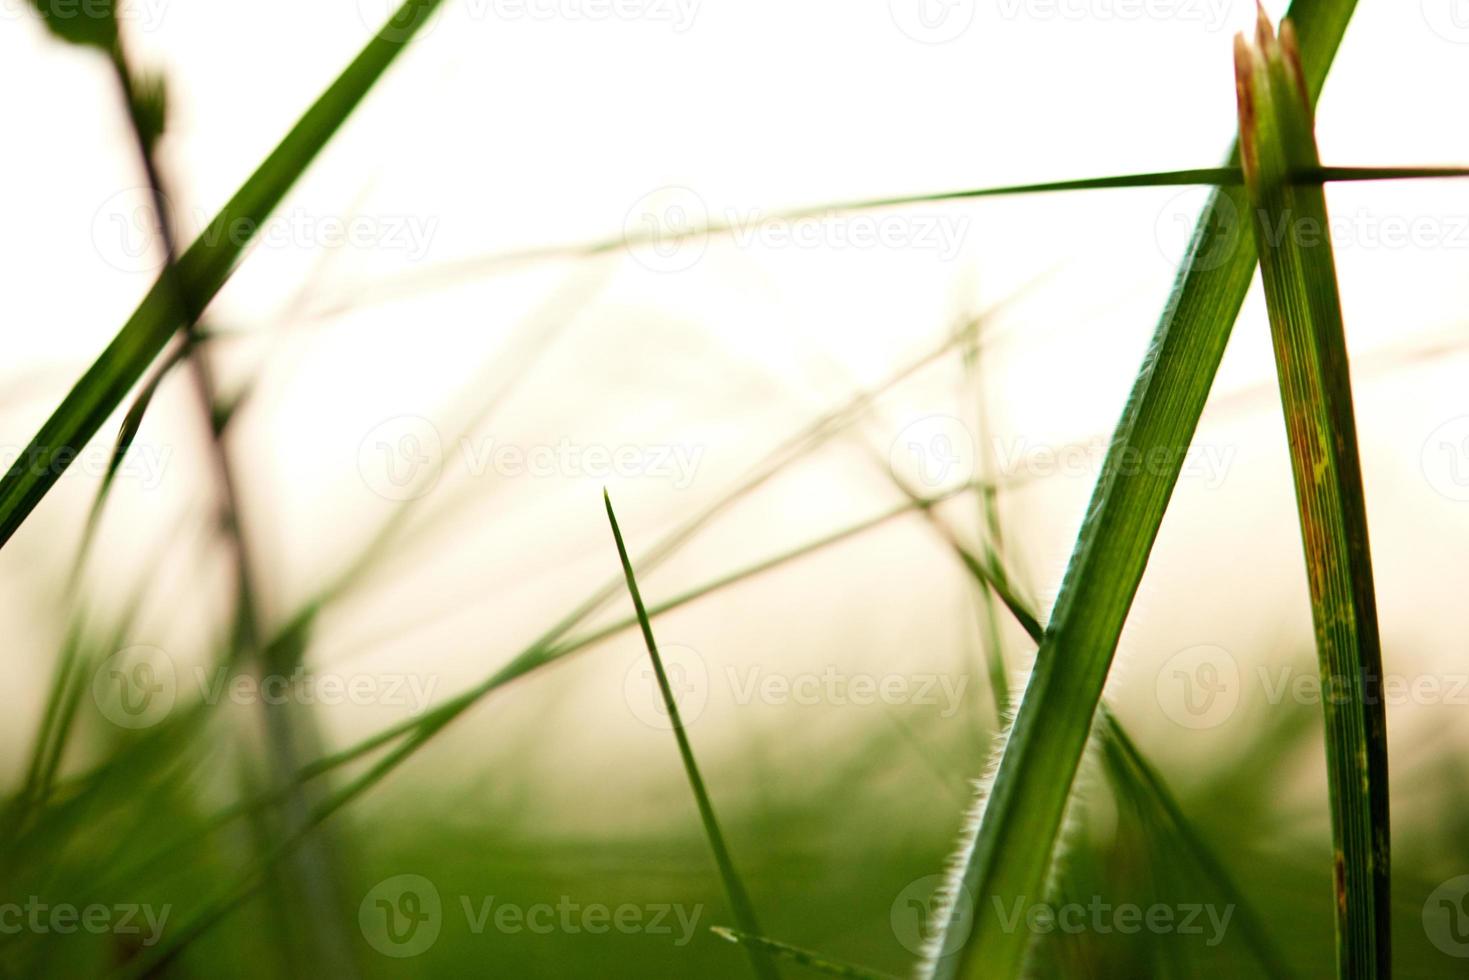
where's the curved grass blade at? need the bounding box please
[922,2,1361,977]
[1236,14,1389,977]
[604,490,780,980]
[0,0,445,549]
[711,927,901,980]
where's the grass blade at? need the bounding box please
[0,0,445,549]
[711,927,901,980]
[604,490,780,980]
[1236,14,1389,976]
[1096,714,1294,978]
[922,2,1361,977]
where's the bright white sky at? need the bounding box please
[2,0,1469,785]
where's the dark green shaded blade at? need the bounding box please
[1236,14,1389,977]
[923,2,1361,977]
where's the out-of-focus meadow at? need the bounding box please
[4,0,1469,977]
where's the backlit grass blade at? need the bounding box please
[366,165,1465,296]
[711,927,900,980]
[0,0,445,549]
[922,2,1360,977]
[604,490,780,980]
[1236,14,1389,977]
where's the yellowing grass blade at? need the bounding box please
[1236,13,1389,977]
[922,2,1360,977]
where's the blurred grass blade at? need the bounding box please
[711,927,900,980]
[1097,714,1294,978]
[922,2,1360,977]
[604,490,780,980]
[54,484,987,900]
[8,618,87,834]
[1236,14,1389,977]
[0,0,444,549]
[25,0,116,48]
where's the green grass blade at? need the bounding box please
[108,483,995,966]
[1096,714,1294,979]
[58,483,986,899]
[1236,15,1389,977]
[922,3,1361,977]
[711,927,900,980]
[0,0,444,549]
[373,166,1467,294]
[604,490,780,980]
